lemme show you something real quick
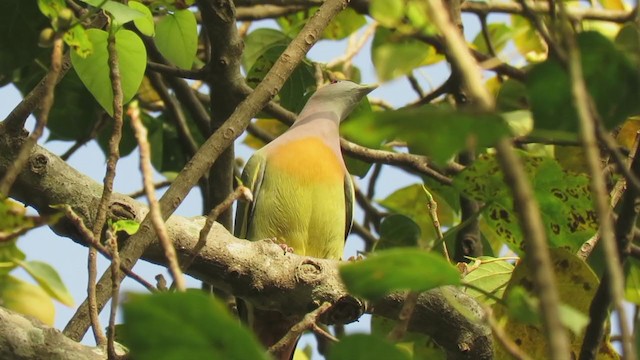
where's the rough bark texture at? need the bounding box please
[0,124,493,358]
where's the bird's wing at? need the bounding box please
[234,152,267,239]
[344,173,355,241]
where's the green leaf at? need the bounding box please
[511,15,547,62]
[616,23,640,67]
[64,23,93,58]
[375,214,421,250]
[122,291,268,360]
[462,257,514,305]
[19,260,74,306]
[0,241,25,276]
[527,31,640,140]
[625,258,640,304]
[71,28,147,116]
[0,0,48,79]
[370,0,404,28]
[110,219,140,235]
[453,153,597,254]
[496,79,529,112]
[340,248,460,300]
[0,275,55,325]
[322,8,366,40]
[342,105,511,165]
[328,333,411,360]
[81,0,145,24]
[37,0,66,19]
[472,23,512,55]
[154,10,197,69]
[494,248,603,358]
[246,45,315,113]
[242,28,291,72]
[377,184,455,248]
[371,27,441,81]
[129,1,155,37]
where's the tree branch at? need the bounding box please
[0,129,493,359]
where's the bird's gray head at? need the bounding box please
[303,81,377,121]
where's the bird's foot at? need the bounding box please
[265,237,294,255]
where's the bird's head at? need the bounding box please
[304,81,377,121]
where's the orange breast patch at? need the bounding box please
[268,137,344,183]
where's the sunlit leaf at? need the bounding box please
[340,248,460,300]
[453,153,597,254]
[323,7,366,40]
[155,10,197,69]
[371,27,442,81]
[0,275,55,325]
[71,28,147,116]
[462,257,514,305]
[19,260,74,306]
[129,1,155,37]
[472,23,512,55]
[342,105,510,165]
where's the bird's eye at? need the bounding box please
[330,80,340,84]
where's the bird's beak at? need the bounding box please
[360,83,378,95]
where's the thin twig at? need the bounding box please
[106,228,120,360]
[127,180,172,199]
[57,204,156,292]
[269,302,335,357]
[129,101,186,291]
[484,305,533,360]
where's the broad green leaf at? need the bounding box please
[129,1,155,36]
[377,183,454,248]
[37,0,66,19]
[472,23,512,55]
[494,248,608,359]
[511,15,547,62]
[462,257,514,305]
[527,31,640,140]
[616,23,640,67]
[342,105,511,165]
[0,0,48,78]
[372,27,442,81]
[71,28,147,116]
[375,214,421,250]
[0,198,33,234]
[323,7,366,40]
[328,334,411,360]
[242,28,291,72]
[246,45,315,112]
[63,23,93,58]
[340,248,460,300]
[19,260,74,306]
[370,0,404,28]
[81,0,145,24]
[0,240,25,276]
[122,291,268,360]
[453,153,597,254]
[155,10,197,69]
[625,259,640,304]
[496,79,528,112]
[0,275,55,325]
[110,219,140,235]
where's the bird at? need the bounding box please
[234,80,377,359]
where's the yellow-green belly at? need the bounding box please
[247,137,346,259]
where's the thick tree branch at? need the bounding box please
[0,129,492,359]
[0,308,105,360]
